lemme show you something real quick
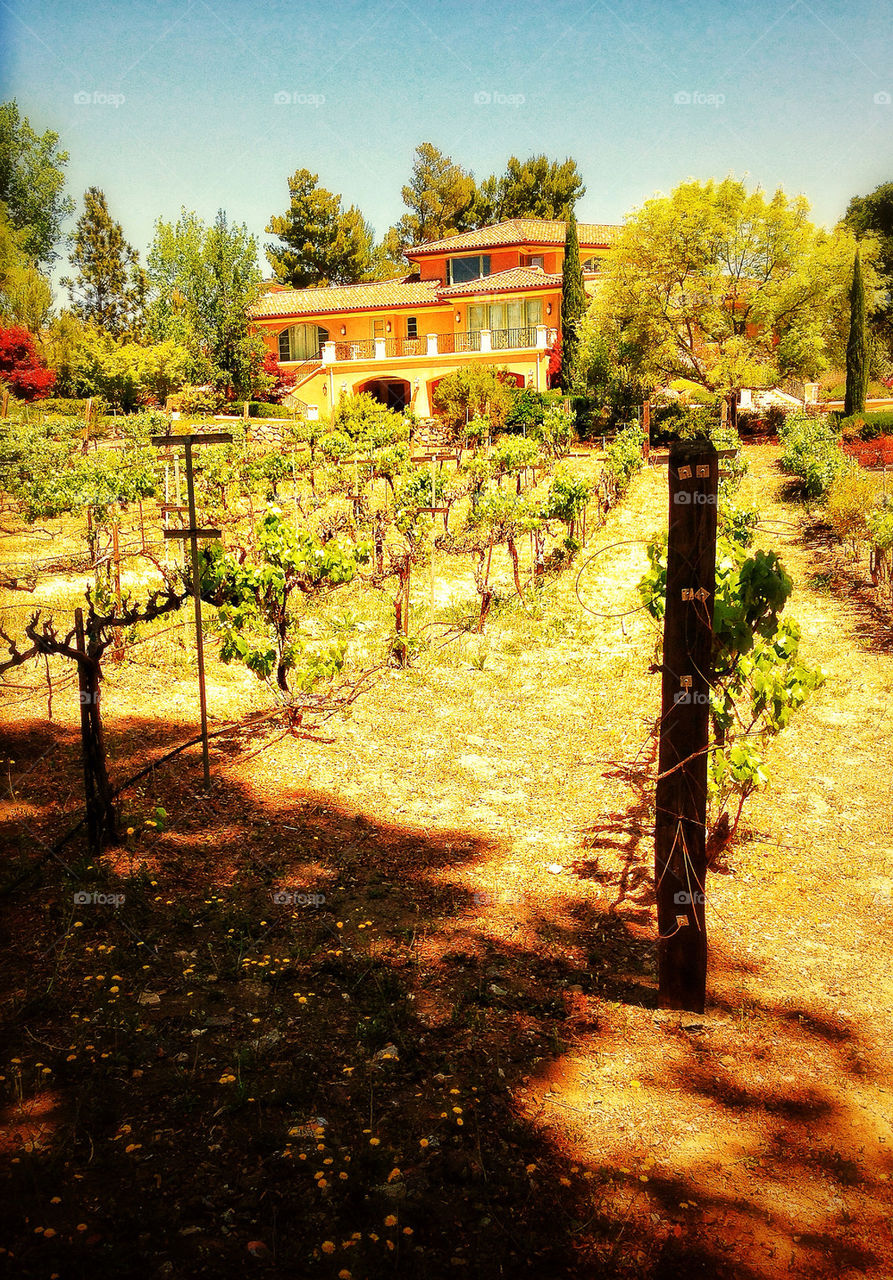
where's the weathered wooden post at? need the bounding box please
[74,607,118,853]
[152,431,231,788]
[654,438,718,1012]
[110,522,124,661]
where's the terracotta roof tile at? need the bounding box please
[405,218,618,256]
[438,267,563,297]
[251,277,441,319]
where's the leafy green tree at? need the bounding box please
[474,155,585,224]
[560,210,586,391]
[0,100,74,266]
[388,143,477,254]
[598,178,870,391]
[578,313,655,426]
[844,182,893,354]
[266,169,376,287]
[0,207,53,333]
[845,249,869,416]
[147,208,264,397]
[39,306,189,408]
[432,365,514,437]
[63,188,145,339]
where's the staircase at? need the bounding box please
[289,357,323,389]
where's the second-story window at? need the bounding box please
[447,254,491,285]
[523,254,545,270]
[406,316,418,339]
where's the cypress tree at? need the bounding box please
[560,209,586,392]
[844,247,869,417]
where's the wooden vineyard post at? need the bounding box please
[413,453,450,640]
[110,523,125,661]
[654,438,718,1013]
[74,607,118,853]
[152,431,232,789]
[430,455,437,622]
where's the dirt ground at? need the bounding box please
[0,444,891,1279]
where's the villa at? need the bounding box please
[250,218,618,418]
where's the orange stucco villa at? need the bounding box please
[250,219,618,419]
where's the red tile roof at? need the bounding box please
[438,267,563,297]
[251,277,441,319]
[405,218,618,257]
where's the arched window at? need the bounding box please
[277,324,329,362]
[581,256,603,274]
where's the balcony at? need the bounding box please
[321,326,555,365]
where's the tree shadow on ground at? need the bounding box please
[0,715,890,1280]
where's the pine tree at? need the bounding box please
[388,143,477,254]
[844,247,869,417]
[559,210,586,392]
[63,188,144,338]
[266,170,376,287]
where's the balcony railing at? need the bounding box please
[321,326,554,364]
[490,326,538,350]
[435,331,481,354]
[334,339,375,360]
[385,336,426,357]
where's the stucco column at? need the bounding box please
[479,328,492,352]
[426,333,439,357]
[321,341,335,365]
[535,324,548,349]
[374,338,386,360]
[414,378,430,416]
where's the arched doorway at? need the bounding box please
[357,378,411,412]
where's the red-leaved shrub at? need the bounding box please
[0,326,56,401]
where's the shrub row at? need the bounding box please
[837,408,893,441]
[778,414,851,499]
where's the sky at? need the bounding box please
[1,0,892,278]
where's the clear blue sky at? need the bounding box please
[2,0,892,278]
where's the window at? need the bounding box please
[447,254,491,285]
[524,254,545,270]
[466,298,543,332]
[406,316,418,339]
[278,324,328,361]
[581,256,602,274]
